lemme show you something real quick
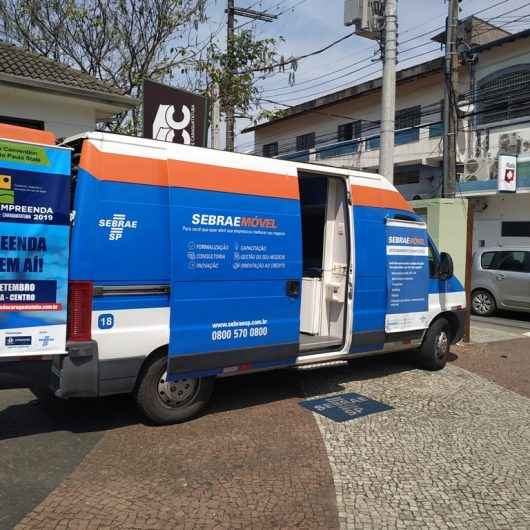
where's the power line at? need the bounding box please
[258,2,529,107]
[236,31,356,75]
[263,40,440,97]
[244,1,530,157]
[267,47,440,104]
[259,0,525,97]
[246,101,444,153]
[236,0,306,29]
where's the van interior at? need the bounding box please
[298,172,350,353]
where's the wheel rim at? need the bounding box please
[473,292,493,314]
[157,371,199,408]
[434,330,449,361]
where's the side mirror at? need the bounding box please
[438,252,454,280]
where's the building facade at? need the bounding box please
[0,43,138,139]
[460,30,530,249]
[245,20,530,250]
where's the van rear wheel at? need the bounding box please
[417,318,450,371]
[135,354,214,425]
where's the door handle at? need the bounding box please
[496,274,505,280]
[286,279,300,298]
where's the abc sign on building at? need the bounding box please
[142,80,207,147]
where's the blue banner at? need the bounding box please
[0,140,70,356]
[385,219,429,333]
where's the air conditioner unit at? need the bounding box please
[462,157,496,182]
[498,133,521,156]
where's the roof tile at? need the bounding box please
[0,42,126,96]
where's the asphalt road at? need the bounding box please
[0,362,139,530]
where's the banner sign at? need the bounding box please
[497,154,517,193]
[385,219,429,333]
[143,80,207,146]
[0,139,71,357]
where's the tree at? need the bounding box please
[198,28,282,150]
[0,0,208,133]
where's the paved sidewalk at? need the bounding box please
[6,344,530,530]
[453,337,530,398]
[470,316,530,343]
[15,371,338,530]
[302,360,530,530]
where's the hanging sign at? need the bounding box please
[0,138,71,357]
[143,80,208,146]
[497,154,517,193]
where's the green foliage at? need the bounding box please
[256,107,287,125]
[199,29,282,119]
[0,0,208,133]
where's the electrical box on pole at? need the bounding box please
[344,0,380,40]
[345,0,396,183]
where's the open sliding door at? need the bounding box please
[166,150,302,379]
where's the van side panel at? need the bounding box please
[70,168,170,284]
[70,137,303,391]
[69,142,172,394]
[167,169,302,378]
[351,205,387,346]
[351,205,421,350]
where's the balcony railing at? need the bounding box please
[274,121,442,163]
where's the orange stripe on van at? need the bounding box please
[167,159,299,200]
[0,123,56,145]
[80,141,168,186]
[80,141,299,200]
[351,184,412,211]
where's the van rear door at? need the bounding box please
[166,152,302,378]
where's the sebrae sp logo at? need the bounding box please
[98,213,138,241]
[152,104,193,144]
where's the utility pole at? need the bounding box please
[211,82,221,149]
[225,2,277,152]
[226,0,235,152]
[379,0,398,183]
[443,0,460,198]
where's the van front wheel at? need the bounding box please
[417,318,450,371]
[135,354,214,425]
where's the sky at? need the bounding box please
[200,0,530,150]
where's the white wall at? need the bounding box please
[473,194,530,249]
[0,84,97,139]
[254,71,446,202]
[255,73,445,167]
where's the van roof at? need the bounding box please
[64,131,410,211]
[64,130,386,182]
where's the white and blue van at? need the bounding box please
[0,128,465,424]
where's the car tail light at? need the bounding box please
[67,281,93,341]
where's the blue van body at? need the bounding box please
[48,132,465,422]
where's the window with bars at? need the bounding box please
[337,121,362,142]
[478,67,530,125]
[396,106,421,130]
[296,132,315,152]
[262,142,278,158]
[395,106,421,144]
[394,165,420,185]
